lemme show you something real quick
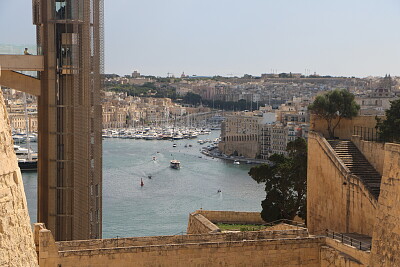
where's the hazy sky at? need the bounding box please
[1,0,399,77]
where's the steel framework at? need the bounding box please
[33,0,103,241]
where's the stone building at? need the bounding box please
[218,112,262,158]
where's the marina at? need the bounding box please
[21,130,265,238]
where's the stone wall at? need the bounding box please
[37,225,325,267]
[193,210,265,225]
[351,135,385,176]
[320,246,364,267]
[310,115,382,140]
[0,90,38,266]
[323,238,370,266]
[370,143,400,266]
[307,132,377,236]
[186,212,220,234]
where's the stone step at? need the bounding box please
[327,140,382,199]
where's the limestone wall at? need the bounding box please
[323,238,370,266]
[0,90,38,266]
[351,135,385,175]
[307,132,377,236]
[186,212,220,234]
[320,246,364,267]
[310,115,382,140]
[193,209,265,224]
[370,143,400,266]
[37,226,324,267]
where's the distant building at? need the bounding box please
[132,70,141,78]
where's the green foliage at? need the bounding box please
[183,92,202,106]
[180,93,259,111]
[308,89,360,138]
[376,99,400,143]
[249,138,307,223]
[107,82,177,99]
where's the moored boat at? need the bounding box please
[170,160,180,169]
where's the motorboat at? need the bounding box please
[170,160,180,169]
[233,160,240,165]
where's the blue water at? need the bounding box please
[22,131,265,238]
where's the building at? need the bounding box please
[219,112,262,158]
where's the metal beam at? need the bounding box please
[0,70,41,96]
[0,55,44,71]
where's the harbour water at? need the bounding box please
[22,131,265,238]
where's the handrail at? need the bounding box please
[314,229,372,251]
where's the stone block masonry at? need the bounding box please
[371,142,400,266]
[307,132,377,236]
[0,90,38,266]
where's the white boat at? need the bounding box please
[233,160,240,165]
[170,160,180,169]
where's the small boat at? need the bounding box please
[170,160,180,169]
[140,178,144,187]
[188,145,192,147]
[233,160,240,165]
[148,175,152,179]
[152,156,156,161]
[172,144,177,147]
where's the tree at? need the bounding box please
[376,99,400,143]
[308,89,360,139]
[183,92,202,106]
[249,138,307,222]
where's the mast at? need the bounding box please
[23,93,32,161]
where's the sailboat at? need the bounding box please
[140,178,144,187]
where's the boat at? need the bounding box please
[15,92,38,172]
[140,178,144,187]
[170,160,180,169]
[18,158,37,171]
[233,160,240,165]
[172,144,177,147]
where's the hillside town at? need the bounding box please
[3,72,399,161]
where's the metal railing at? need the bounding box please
[353,126,383,142]
[324,230,372,251]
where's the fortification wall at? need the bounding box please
[370,143,400,266]
[310,115,381,140]
[320,246,364,267]
[0,90,38,266]
[38,227,324,267]
[307,132,377,236]
[193,209,265,224]
[351,135,385,176]
[186,212,220,234]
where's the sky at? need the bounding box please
[1,0,400,77]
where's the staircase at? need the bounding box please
[327,140,381,199]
